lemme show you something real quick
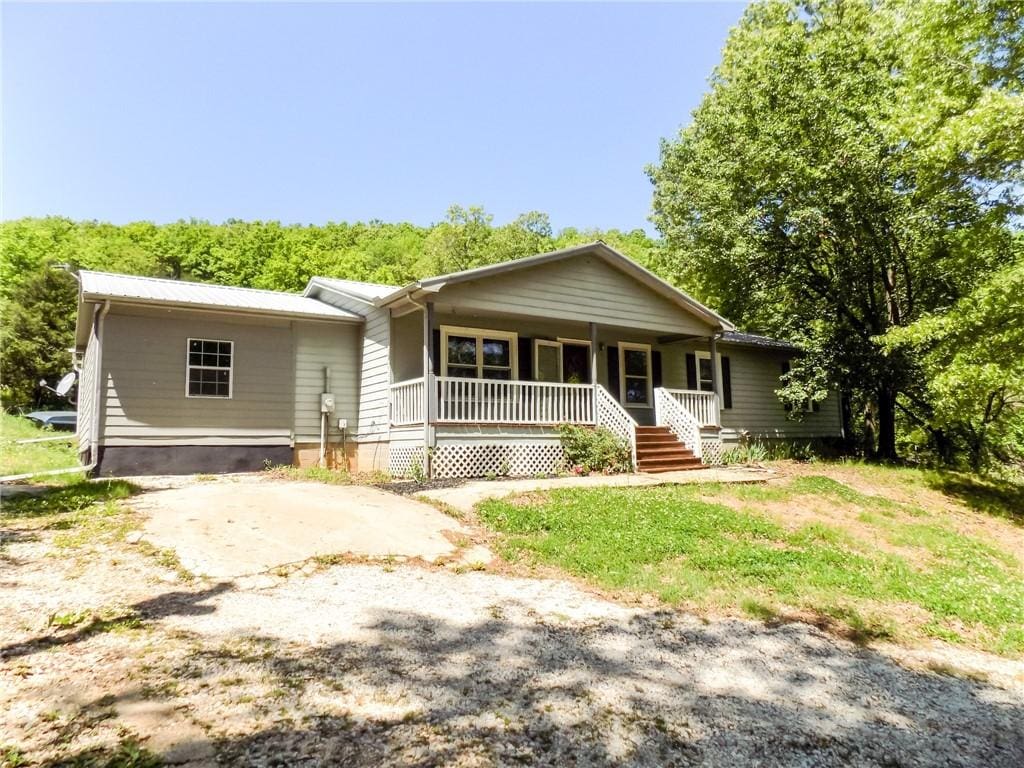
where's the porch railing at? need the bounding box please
[390,377,425,426]
[596,385,638,469]
[662,388,720,427]
[435,377,594,424]
[654,387,702,459]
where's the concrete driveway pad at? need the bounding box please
[132,479,473,578]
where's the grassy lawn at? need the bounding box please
[477,464,1024,656]
[0,412,80,479]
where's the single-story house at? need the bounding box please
[74,242,842,477]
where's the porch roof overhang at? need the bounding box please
[373,242,736,332]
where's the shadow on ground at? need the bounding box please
[25,601,1024,767]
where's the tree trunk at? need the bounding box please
[877,385,898,461]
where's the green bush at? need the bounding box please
[558,424,632,475]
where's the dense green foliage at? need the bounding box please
[557,424,632,474]
[649,0,1022,465]
[477,473,1024,655]
[0,209,660,406]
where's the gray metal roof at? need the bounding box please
[720,331,799,351]
[305,276,400,302]
[79,271,361,321]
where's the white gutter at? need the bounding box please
[90,300,110,468]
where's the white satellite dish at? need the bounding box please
[55,371,77,397]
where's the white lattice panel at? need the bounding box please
[700,438,724,466]
[655,388,703,458]
[432,443,564,479]
[389,445,424,478]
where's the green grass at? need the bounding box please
[477,468,1024,656]
[0,413,80,479]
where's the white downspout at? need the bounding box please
[89,300,111,469]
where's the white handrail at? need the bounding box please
[596,385,637,469]
[434,377,595,425]
[655,388,702,459]
[390,377,425,426]
[661,388,720,427]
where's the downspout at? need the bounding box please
[90,300,111,469]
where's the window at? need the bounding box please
[781,360,815,412]
[186,338,232,398]
[695,351,715,393]
[534,340,563,382]
[619,342,652,407]
[441,326,517,380]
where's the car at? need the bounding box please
[24,411,78,431]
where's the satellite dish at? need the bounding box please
[55,372,77,397]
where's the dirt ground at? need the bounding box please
[2,476,1023,767]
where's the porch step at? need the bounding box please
[634,425,706,473]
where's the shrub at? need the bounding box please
[558,424,632,474]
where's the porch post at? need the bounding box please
[423,301,435,477]
[589,321,599,424]
[709,334,722,426]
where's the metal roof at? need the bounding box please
[720,331,799,351]
[305,276,400,302]
[79,271,361,321]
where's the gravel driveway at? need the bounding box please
[3,479,1023,766]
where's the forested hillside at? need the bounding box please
[0,207,662,407]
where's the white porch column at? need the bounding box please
[422,301,435,476]
[709,334,722,426]
[589,321,599,424]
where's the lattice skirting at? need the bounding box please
[388,445,425,478]
[700,438,724,466]
[432,443,565,479]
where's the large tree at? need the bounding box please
[649,0,1022,460]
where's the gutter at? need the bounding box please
[90,300,110,468]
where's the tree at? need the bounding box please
[648,0,1022,460]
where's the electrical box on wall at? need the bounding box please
[320,393,336,413]
[337,418,347,430]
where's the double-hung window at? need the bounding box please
[619,342,652,407]
[186,338,233,398]
[441,326,517,380]
[695,351,716,393]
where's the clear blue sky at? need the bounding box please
[2,2,747,234]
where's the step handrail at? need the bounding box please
[595,385,638,470]
[654,387,702,459]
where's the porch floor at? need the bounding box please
[415,466,773,515]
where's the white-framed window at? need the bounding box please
[186,338,233,398]
[695,351,716,393]
[619,342,652,407]
[533,339,563,382]
[441,325,518,380]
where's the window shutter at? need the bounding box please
[607,346,619,398]
[781,360,792,411]
[812,398,821,413]
[685,353,697,390]
[721,356,732,409]
[431,329,441,375]
[517,337,532,381]
[652,350,663,389]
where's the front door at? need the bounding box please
[561,342,590,384]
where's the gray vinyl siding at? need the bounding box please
[100,307,295,446]
[293,322,361,443]
[704,342,842,440]
[308,288,390,441]
[437,253,716,336]
[76,321,100,458]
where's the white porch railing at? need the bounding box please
[435,377,595,424]
[596,385,638,469]
[655,387,702,459]
[662,388,720,427]
[390,377,425,426]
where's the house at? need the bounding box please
[74,242,843,477]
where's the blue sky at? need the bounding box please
[2,2,746,234]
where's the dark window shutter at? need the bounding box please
[607,346,619,398]
[781,360,792,411]
[721,356,732,409]
[812,398,821,413]
[431,329,441,375]
[685,353,697,390]
[652,350,663,389]
[517,337,532,381]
